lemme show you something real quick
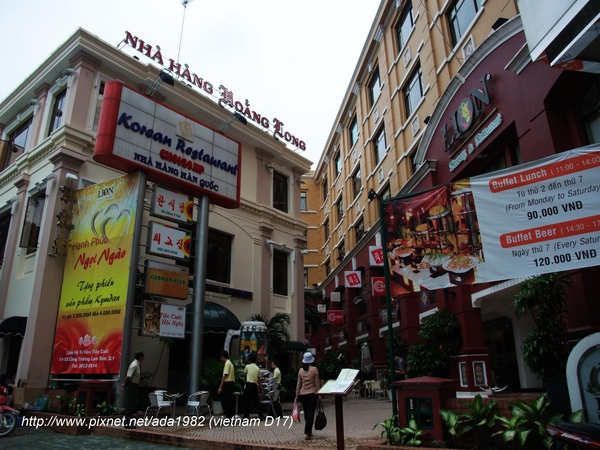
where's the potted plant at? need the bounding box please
[198,357,225,414]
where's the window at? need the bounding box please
[93,81,106,132]
[355,218,365,242]
[273,171,288,213]
[580,79,600,144]
[325,259,331,276]
[447,0,483,46]
[322,177,329,202]
[352,168,362,199]
[373,127,387,165]
[273,250,288,295]
[396,3,414,50]
[0,209,11,268]
[20,190,46,255]
[335,151,342,177]
[349,116,359,148]
[206,229,232,283]
[381,185,392,200]
[300,191,307,211]
[324,218,330,241]
[48,89,67,135]
[1,117,32,171]
[404,65,423,117]
[368,68,382,107]
[336,198,344,224]
[338,240,345,261]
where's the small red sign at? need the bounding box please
[372,277,386,296]
[327,310,344,324]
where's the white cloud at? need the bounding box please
[0,0,380,168]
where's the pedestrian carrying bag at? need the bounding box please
[314,399,327,430]
[292,400,301,423]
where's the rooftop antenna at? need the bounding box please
[177,0,194,68]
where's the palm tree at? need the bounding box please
[248,313,291,361]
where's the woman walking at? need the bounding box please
[296,351,321,440]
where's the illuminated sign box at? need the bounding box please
[94,81,241,208]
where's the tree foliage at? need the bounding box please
[407,309,463,378]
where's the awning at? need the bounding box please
[0,316,27,337]
[471,277,527,308]
[185,301,241,333]
[284,341,307,354]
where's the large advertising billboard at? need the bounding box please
[94,81,241,208]
[382,146,600,290]
[51,173,142,375]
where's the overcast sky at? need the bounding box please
[0,0,380,168]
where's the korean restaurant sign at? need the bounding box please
[369,246,384,266]
[95,81,241,208]
[344,271,362,288]
[122,31,306,151]
[381,146,600,291]
[145,260,189,300]
[148,221,191,261]
[151,185,193,224]
[51,173,142,375]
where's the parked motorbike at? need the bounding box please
[547,420,600,449]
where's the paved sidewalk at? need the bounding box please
[95,395,394,449]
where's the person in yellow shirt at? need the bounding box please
[218,350,236,419]
[242,353,265,420]
[270,360,283,418]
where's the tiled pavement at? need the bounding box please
[95,395,394,449]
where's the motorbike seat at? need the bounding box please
[554,420,600,439]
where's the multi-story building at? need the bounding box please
[302,0,600,399]
[0,28,311,397]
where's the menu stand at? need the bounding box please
[318,369,360,450]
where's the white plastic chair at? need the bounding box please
[145,390,172,418]
[186,391,212,417]
[259,388,281,417]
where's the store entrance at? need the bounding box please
[483,317,520,390]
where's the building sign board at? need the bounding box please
[51,173,142,375]
[145,260,189,300]
[344,271,362,288]
[381,146,600,291]
[94,81,241,208]
[151,185,193,224]
[142,301,185,339]
[327,310,344,325]
[147,221,191,261]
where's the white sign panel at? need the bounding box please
[151,186,193,224]
[147,221,191,261]
[143,301,185,338]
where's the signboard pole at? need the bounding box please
[118,171,147,408]
[189,194,210,394]
[378,196,399,420]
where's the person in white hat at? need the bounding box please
[295,351,321,440]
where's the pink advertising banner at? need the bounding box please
[382,146,600,291]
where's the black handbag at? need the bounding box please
[314,399,327,430]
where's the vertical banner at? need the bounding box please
[51,173,141,375]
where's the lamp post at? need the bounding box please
[369,189,398,420]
